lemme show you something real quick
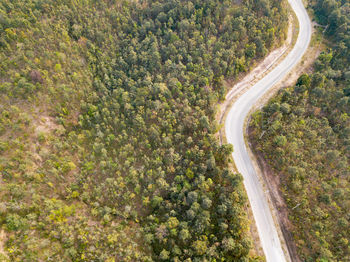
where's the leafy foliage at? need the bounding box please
[0,0,288,260]
[250,0,350,260]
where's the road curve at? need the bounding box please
[225,0,312,261]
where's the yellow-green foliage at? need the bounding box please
[250,1,350,260]
[0,0,288,260]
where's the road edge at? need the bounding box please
[215,2,299,259]
[242,5,324,261]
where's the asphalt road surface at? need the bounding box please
[225,0,312,261]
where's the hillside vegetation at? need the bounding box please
[0,0,288,261]
[250,0,350,261]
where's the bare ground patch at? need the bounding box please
[34,115,59,135]
[0,229,8,261]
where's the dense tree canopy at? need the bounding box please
[0,0,288,260]
[250,0,350,260]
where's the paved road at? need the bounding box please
[225,0,311,261]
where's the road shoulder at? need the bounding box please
[215,6,298,259]
[244,17,324,262]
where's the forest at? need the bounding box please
[0,0,288,261]
[250,0,350,261]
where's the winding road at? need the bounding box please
[225,0,312,261]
